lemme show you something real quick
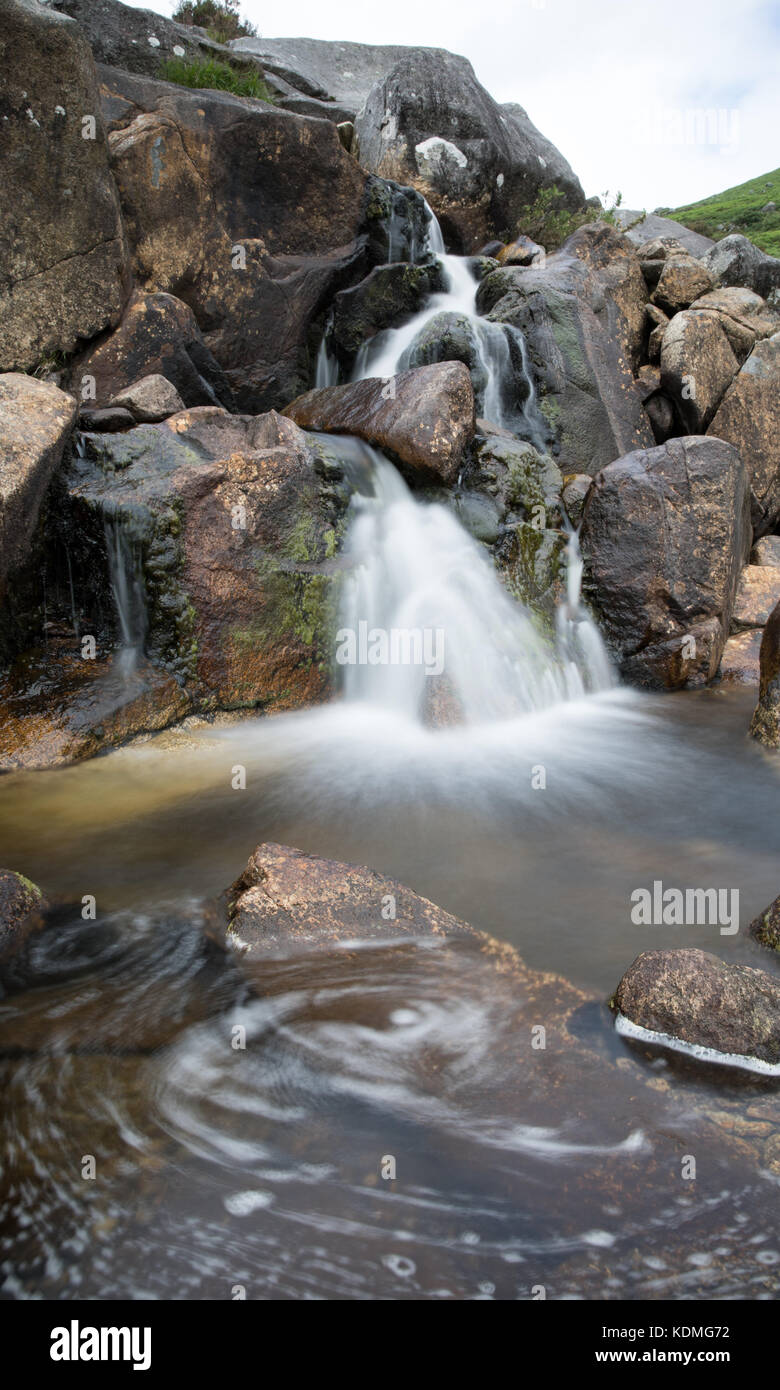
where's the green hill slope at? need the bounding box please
[660,169,780,257]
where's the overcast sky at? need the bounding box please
[132,0,780,209]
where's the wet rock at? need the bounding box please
[68,291,236,412]
[749,893,780,953]
[749,599,780,748]
[0,374,78,600]
[708,334,780,537]
[581,436,751,688]
[752,536,780,567]
[97,64,374,412]
[478,224,654,475]
[353,51,583,253]
[732,566,780,629]
[0,868,45,960]
[659,310,739,431]
[329,261,445,370]
[110,374,185,423]
[561,473,592,526]
[478,436,563,521]
[283,363,475,485]
[651,255,715,315]
[0,0,129,372]
[226,842,481,958]
[614,948,780,1068]
[497,235,545,267]
[704,234,780,300]
[77,406,135,432]
[718,629,763,685]
[403,311,488,401]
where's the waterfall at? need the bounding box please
[105,518,147,681]
[332,437,612,725]
[314,312,339,389]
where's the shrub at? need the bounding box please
[173,0,257,45]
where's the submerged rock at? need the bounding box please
[614,948,780,1069]
[0,0,129,372]
[0,868,45,960]
[581,436,751,688]
[0,374,77,600]
[283,363,476,484]
[749,599,780,748]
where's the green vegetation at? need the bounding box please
[172,0,256,44]
[660,169,780,257]
[514,187,633,251]
[159,57,273,102]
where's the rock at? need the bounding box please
[651,255,715,315]
[719,629,763,685]
[0,374,78,600]
[644,391,679,445]
[353,51,583,253]
[581,436,751,688]
[659,310,739,431]
[67,291,236,411]
[403,311,488,402]
[708,334,780,537]
[732,566,780,629]
[283,363,476,485]
[478,435,563,521]
[749,599,780,748]
[614,949,780,1068]
[561,473,592,525]
[749,893,780,952]
[497,234,545,267]
[328,261,445,371]
[647,322,666,365]
[690,286,780,347]
[0,0,129,372]
[614,211,715,258]
[65,408,355,717]
[336,120,353,150]
[110,374,185,423]
[226,841,480,958]
[478,223,654,474]
[231,35,434,117]
[49,0,264,80]
[97,64,375,412]
[0,868,45,959]
[752,536,780,567]
[77,406,136,432]
[704,234,780,300]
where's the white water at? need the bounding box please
[105,518,147,681]
[334,438,612,724]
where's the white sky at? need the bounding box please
[128,0,780,209]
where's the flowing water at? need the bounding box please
[1,213,780,1302]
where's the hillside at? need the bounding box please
[661,168,780,256]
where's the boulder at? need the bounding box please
[67,290,237,411]
[708,334,780,537]
[614,211,715,258]
[651,255,715,315]
[110,374,185,422]
[659,311,739,432]
[704,234,780,300]
[328,261,445,370]
[614,949,780,1068]
[65,408,355,714]
[732,566,780,629]
[690,286,780,347]
[49,0,265,80]
[0,374,78,599]
[580,437,751,688]
[749,893,780,953]
[752,536,780,567]
[0,868,45,960]
[352,51,584,253]
[718,629,763,685]
[496,234,545,267]
[96,64,376,411]
[403,311,488,402]
[226,842,480,958]
[749,599,780,748]
[283,363,475,485]
[478,224,654,474]
[77,406,136,432]
[231,35,434,117]
[0,0,129,372]
[561,473,592,526]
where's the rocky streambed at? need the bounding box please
[1,0,780,1302]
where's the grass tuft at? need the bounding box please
[159,57,274,103]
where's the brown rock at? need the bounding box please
[0,374,77,599]
[651,255,715,315]
[708,334,780,537]
[660,310,739,431]
[615,949,780,1066]
[497,235,545,267]
[0,868,45,960]
[690,286,780,345]
[749,894,780,952]
[719,629,763,685]
[732,565,780,628]
[110,374,185,423]
[749,599,780,748]
[283,363,476,484]
[0,0,129,372]
[752,536,780,567]
[581,436,751,688]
